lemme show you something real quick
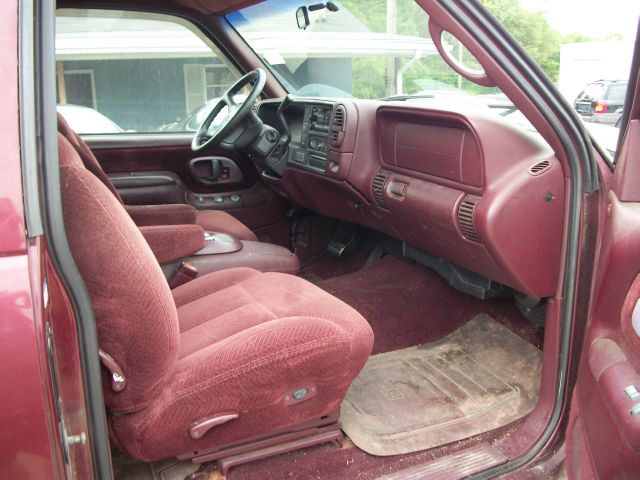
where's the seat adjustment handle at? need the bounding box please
[189,412,239,439]
[98,350,126,392]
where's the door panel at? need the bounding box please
[109,172,185,205]
[87,135,256,193]
[568,33,640,478]
[86,135,290,232]
[571,192,640,478]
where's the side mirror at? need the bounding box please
[296,7,310,30]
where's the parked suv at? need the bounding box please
[574,79,627,125]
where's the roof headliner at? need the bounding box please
[57,0,263,15]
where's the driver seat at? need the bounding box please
[57,113,258,242]
[57,130,374,464]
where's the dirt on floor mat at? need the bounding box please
[340,314,542,456]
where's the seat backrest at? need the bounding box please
[58,131,179,414]
[57,113,124,203]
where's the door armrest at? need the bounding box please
[126,204,197,227]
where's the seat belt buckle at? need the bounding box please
[169,262,198,289]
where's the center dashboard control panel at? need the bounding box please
[289,103,333,173]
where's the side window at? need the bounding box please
[606,84,627,104]
[55,9,240,134]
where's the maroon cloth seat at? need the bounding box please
[57,113,258,241]
[57,132,373,461]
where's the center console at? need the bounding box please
[161,231,300,281]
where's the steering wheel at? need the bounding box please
[191,68,266,152]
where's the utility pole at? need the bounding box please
[386,0,397,96]
[457,41,463,90]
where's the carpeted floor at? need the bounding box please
[193,253,544,480]
[318,255,544,353]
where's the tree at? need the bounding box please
[338,0,583,96]
[480,0,564,80]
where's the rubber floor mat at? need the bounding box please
[340,314,542,456]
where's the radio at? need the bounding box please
[308,105,332,131]
[288,102,334,174]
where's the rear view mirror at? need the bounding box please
[296,7,310,30]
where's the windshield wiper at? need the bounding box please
[380,94,436,101]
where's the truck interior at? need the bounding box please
[38,0,613,478]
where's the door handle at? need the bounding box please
[189,157,222,185]
[188,156,243,186]
[202,159,222,184]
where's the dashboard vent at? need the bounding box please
[332,105,345,130]
[372,170,390,207]
[330,105,346,147]
[528,159,551,175]
[457,195,481,242]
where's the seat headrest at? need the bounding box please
[56,112,124,203]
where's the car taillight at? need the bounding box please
[595,102,608,113]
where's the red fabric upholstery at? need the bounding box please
[115,268,373,460]
[195,209,258,241]
[57,113,123,202]
[126,204,197,227]
[172,267,261,308]
[139,224,205,264]
[58,133,179,413]
[57,113,257,241]
[58,132,373,461]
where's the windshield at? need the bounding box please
[228,0,638,160]
[226,0,496,100]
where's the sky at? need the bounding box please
[520,0,640,41]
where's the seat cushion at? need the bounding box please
[111,268,374,461]
[196,210,257,241]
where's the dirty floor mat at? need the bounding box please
[340,314,542,456]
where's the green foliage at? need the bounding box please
[480,0,562,80]
[341,0,428,36]
[337,0,593,97]
[351,57,387,99]
[341,0,448,97]
[562,33,594,44]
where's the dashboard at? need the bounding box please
[259,101,336,174]
[256,97,565,299]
